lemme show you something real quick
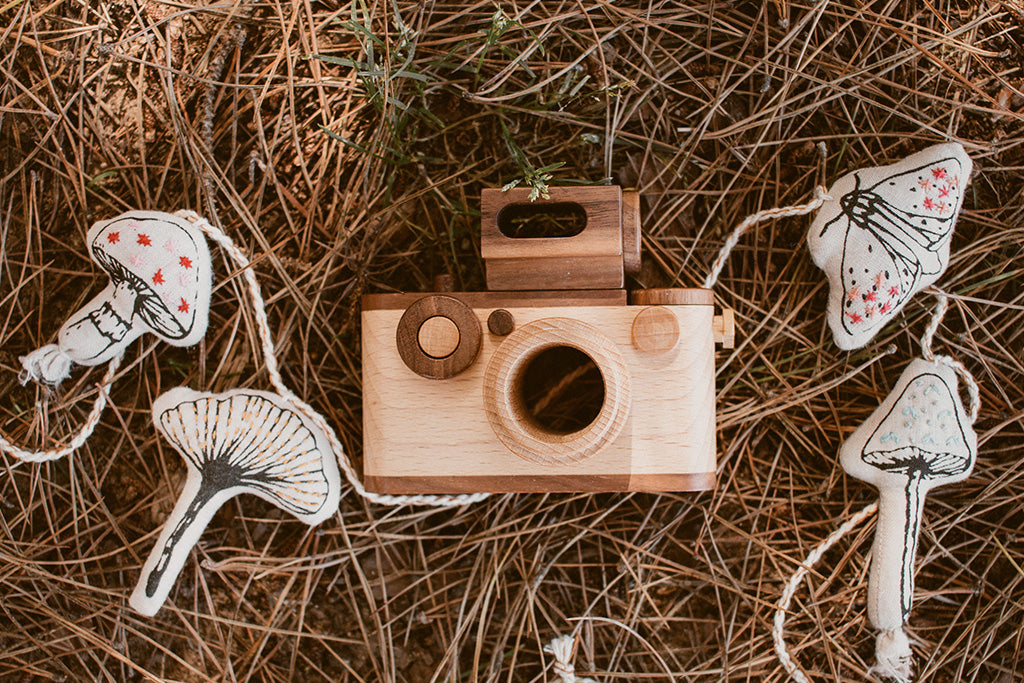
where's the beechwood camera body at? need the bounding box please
[361,186,734,494]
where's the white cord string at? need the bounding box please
[702,186,831,289]
[772,501,879,683]
[544,634,597,683]
[0,353,122,463]
[19,344,74,385]
[920,288,980,424]
[175,210,489,508]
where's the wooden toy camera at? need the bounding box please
[361,186,734,494]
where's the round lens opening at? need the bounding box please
[514,345,605,435]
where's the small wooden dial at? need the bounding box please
[631,306,680,356]
[396,295,481,379]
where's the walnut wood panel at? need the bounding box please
[362,289,628,311]
[630,288,715,306]
[480,186,623,260]
[485,255,624,291]
[364,472,717,494]
[622,190,642,276]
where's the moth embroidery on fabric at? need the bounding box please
[840,359,977,637]
[130,387,341,616]
[808,143,972,350]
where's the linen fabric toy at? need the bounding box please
[20,211,212,385]
[807,143,972,350]
[131,387,341,616]
[2,210,214,465]
[126,210,488,617]
[840,357,977,680]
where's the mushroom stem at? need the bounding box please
[130,474,235,616]
[868,469,926,632]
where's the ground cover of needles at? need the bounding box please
[1,2,1022,681]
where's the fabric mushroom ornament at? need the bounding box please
[130,387,341,616]
[840,357,977,680]
[807,143,972,350]
[20,211,212,385]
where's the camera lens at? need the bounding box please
[515,346,604,434]
[483,318,631,466]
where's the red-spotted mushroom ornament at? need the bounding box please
[20,211,212,385]
[840,358,977,680]
[807,143,971,350]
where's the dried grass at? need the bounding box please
[1,1,1022,681]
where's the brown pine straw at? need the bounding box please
[1,1,1022,681]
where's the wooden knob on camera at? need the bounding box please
[713,309,735,348]
[396,295,481,379]
[418,316,460,358]
[631,288,734,348]
[631,306,679,356]
[487,309,515,336]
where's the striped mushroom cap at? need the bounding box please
[155,390,334,517]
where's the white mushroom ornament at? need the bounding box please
[840,358,977,681]
[20,211,212,385]
[130,387,341,616]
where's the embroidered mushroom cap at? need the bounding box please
[87,213,207,341]
[156,388,335,516]
[129,387,341,616]
[843,359,976,490]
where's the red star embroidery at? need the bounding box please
[938,186,950,198]
[152,269,164,285]
[923,197,935,210]
[179,255,193,269]
[178,298,189,313]
[137,233,152,247]
[107,232,120,244]
[846,312,863,324]
[880,301,893,314]
[863,290,878,302]
[932,167,947,180]
[888,285,900,297]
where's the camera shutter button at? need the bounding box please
[487,309,515,336]
[396,295,481,379]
